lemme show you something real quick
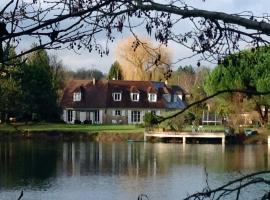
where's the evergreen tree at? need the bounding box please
[21,48,60,121]
[108,61,123,80]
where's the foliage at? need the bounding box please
[0,77,22,121]
[160,111,186,131]
[169,65,196,93]
[108,61,123,80]
[184,112,196,125]
[116,36,171,81]
[143,112,159,128]
[205,47,270,126]
[69,68,105,80]
[20,48,60,121]
[1,0,270,69]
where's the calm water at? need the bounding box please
[0,141,269,200]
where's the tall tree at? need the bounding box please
[0,47,22,122]
[169,65,196,93]
[205,47,270,126]
[116,36,171,81]
[108,61,123,80]
[21,48,60,121]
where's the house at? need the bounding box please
[61,79,187,124]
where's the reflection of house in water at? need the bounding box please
[59,142,160,177]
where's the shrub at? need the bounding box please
[143,112,158,128]
[74,119,81,124]
[184,112,196,124]
[83,120,91,124]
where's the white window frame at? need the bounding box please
[131,93,139,102]
[113,92,122,101]
[148,93,157,102]
[73,92,81,102]
[115,110,121,116]
[67,110,73,122]
[131,110,141,123]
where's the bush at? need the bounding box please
[83,120,92,124]
[74,119,81,124]
[143,112,158,128]
[184,112,196,124]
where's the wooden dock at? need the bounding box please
[144,131,226,145]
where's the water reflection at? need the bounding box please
[0,141,269,199]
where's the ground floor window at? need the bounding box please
[115,110,121,116]
[131,110,141,123]
[94,110,99,123]
[67,110,73,122]
[75,111,80,121]
[151,110,156,116]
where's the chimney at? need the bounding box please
[93,78,96,85]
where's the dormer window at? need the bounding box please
[113,92,122,101]
[148,93,157,102]
[73,92,81,102]
[131,93,139,102]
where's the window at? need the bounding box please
[75,111,80,120]
[67,110,73,122]
[131,93,139,101]
[115,110,121,116]
[73,92,81,102]
[151,110,156,116]
[113,93,121,101]
[148,93,157,102]
[131,110,141,123]
[94,110,99,123]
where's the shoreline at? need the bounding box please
[0,130,268,144]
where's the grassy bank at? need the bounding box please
[0,123,145,133]
[0,123,145,142]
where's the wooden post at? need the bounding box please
[183,137,186,144]
[222,136,225,146]
[144,132,147,142]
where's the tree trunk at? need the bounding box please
[262,105,269,127]
[256,103,268,127]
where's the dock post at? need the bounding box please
[183,137,186,144]
[144,132,147,142]
[222,136,225,146]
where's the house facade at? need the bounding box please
[61,79,186,124]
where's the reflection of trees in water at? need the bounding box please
[0,141,58,188]
[0,141,270,189]
[58,143,270,177]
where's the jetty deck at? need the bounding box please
[144,131,226,145]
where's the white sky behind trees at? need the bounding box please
[48,0,270,73]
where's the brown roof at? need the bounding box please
[147,86,157,93]
[61,79,108,108]
[106,80,165,108]
[130,85,139,93]
[61,79,185,109]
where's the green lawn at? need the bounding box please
[0,123,145,133]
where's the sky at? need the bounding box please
[29,0,270,73]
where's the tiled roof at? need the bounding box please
[106,80,165,108]
[61,79,108,108]
[61,79,187,110]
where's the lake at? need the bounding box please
[0,141,269,200]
